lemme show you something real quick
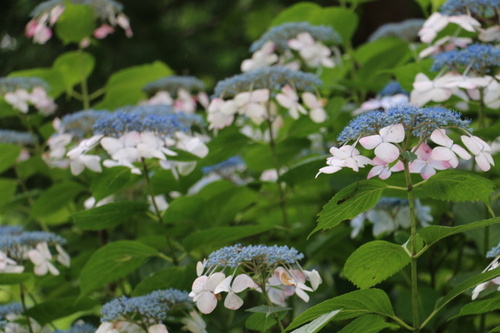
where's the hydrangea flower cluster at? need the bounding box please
[209,66,325,131]
[242,22,342,72]
[97,289,202,333]
[26,0,132,45]
[0,302,43,333]
[411,44,500,108]
[368,19,425,42]
[190,244,321,314]
[350,197,433,238]
[353,81,409,115]
[0,226,70,276]
[44,109,109,169]
[318,103,495,179]
[66,105,208,176]
[0,77,57,115]
[142,76,209,113]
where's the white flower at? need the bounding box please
[288,32,334,68]
[461,135,495,171]
[478,26,500,42]
[145,91,173,105]
[148,324,168,333]
[174,88,197,113]
[430,129,471,168]
[418,12,449,43]
[4,89,30,113]
[359,124,405,163]
[181,311,207,333]
[316,145,373,177]
[101,132,140,162]
[353,94,408,115]
[27,242,59,276]
[207,98,238,130]
[448,15,481,32]
[0,251,24,274]
[28,86,57,115]
[275,85,307,119]
[241,41,278,72]
[410,73,457,106]
[234,89,270,125]
[147,195,169,213]
[472,256,500,300]
[302,92,327,123]
[214,274,258,310]
[189,272,226,314]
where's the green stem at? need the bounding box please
[88,87,105,101]
[20,283,35,333]
[478,88,486,130]
[261,280,285,332]
[390,315,414,331]
[266,117,289,228]
[403,160,419,333]
[141,158,179,265]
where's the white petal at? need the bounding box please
[224,291,244,310]
[196,292,218,314]
[232,274,257,293]
[374,142,400,163]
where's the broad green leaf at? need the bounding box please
[451,293,500,319]
[309,7,358,43]
[166,148,201,162]
[285,289,394,331]
[337,314,399,333]
[344,241,410,289]
[94,61,173,109]
[201,129,251,166]
[419,170,494,205]
[490,326,500,333]
[0,99,18,117]
[73,202,149,230]
[419,217,500,248]
[8,69,66,98]
[246,305,291,317]
[474,123,500,141]
[183,225,274,252]
[53,51,95,94]
[55,2,96,44]
[31,182,86,217]
[313,180,387,236]
[433,266,500,315]
[132,265,196,296]
[280,156,328,186]
[163,196,204,224]
[413,0,431,15]
[244,138,310,172]
[0,144,21,174]
[91,166,139,201]
[0,273,32,285]
[0,179,17,206]
[79,240,158,295]
[271,3,322,26]
[291,310,341,333]
[25,297,98,326]
[431,0,447,11]
[17,157,51,179]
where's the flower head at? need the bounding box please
[369,19,424,42]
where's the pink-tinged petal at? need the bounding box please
[453,142,472,159]
[429,159,451,170]
[359,135,383,150]
[121,131,141,147]
[431,129,453,147]
[191,276,208,293]
[93,24,115,39]
[291,270,306,284]
[301,92,322,109]
[420,164,436,179]
[25,20,37,37]
[287,38,303,50]
[310,108,327,123]
[316,166,341,177]
[276,93,294,109]
[415,142,433,160]
[378,167,392,180]
[367,165,383,179]
[196,292,218,314]
[224,292,244,310]
[380,124,405,143]
[251,89,270,103]
[206,272,226,291]
[409,159,426,173]
[431,147,459,167]
[391,161,405,172]
[267,288,286,305]
[232,274,257,293]
[374,142,400,163]
[148,324,168,333]
[214,276,232,294]
[474,153,491,171]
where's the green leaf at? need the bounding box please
[0,179,17,206]
[285,289,394,331]
[419,217,500,248]
[451,293,500,319]
[17,157,51,179]
[244,138,310,172]
[132,266,197,296]
[490,326,500,333]
[433,266,500,315]
[183,225,273,252]
[246,305,291,317]
[0,144,21,174]
[309,7,358,43]
[419,170,494,206]
[31,182,86,217]
[0,273,32,285]
[73,202,149,230]
[55,2,96,44]
[163,196,204,224]
[388,59,435,91]
[53,51,95,94]
[344,240,410,289]
[291,310,341,333]
[271,3,322,26]
[79,240,158,295]
[166,148,201,162]
[337,314,399,333]
[313,180,387,236]
[201,128,251,166]
[280,156,328,186]
[91,166,139,201]
[94,62,173,109]
[25,297,98,326]
[8,69,66,98]
[246,312,287,332]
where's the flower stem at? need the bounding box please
[261,284,285,332]
[79,49,90,110]
[141,158,179,265]
[403,160,419,333]
[478,88,486,130]
[266,117,289,229]
[20,283,35,333]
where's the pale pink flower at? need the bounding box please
[241,41,278,72]
[410,73,457,106]
[207,98,238,130]
[4,89,30,113]
[418,12,449,43]
[174,88,197,113]
[273,267,313,302]
[189,272,226,314]
[359,124,405,163]
[148,324,168,333]
[214,274,258,310]
[409,142,451,179]
[419,36,472,58]
[367,157,396,180]
[288,32,334,68]
[276,85,307,119]
[430,129,471,167]
[116,14,133,37]
[478,26,500,42]
[302,92,327,123]
[234,89,270,125]
[316,145,373,177]
[353,94,408,115]
[93,24,115,39]
[28,243,59,276]
[448,15,481,32]
[461,135,495,171]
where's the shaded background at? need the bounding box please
[2,0,421,91]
